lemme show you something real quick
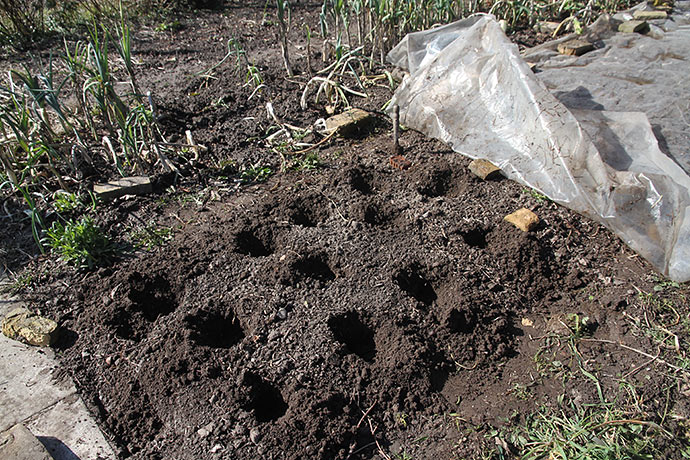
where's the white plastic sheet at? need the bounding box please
[387,8,690,281]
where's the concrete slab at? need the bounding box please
[0,424,52,460]
[0,285,117,460]
[26,394,115,460]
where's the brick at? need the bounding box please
[504,208,539,232]
[93,176,152,201]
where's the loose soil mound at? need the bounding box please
[5,4,690,460]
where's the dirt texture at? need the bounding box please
[4,4,690,460]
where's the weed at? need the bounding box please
[523,187,549,203]
[52,190,90,213]
[508,383,532,400]
[44,216,117,268]
[4,271,33,293]
[294,152,322,171]
[155,20,182,32]
[240,164,273,183]
[129,223,172,250]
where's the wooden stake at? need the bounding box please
[392,105,402,156]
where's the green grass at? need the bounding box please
[507,402,666,460]
[129,223,172,250]
[240,164,274,183]
[44,216,117,268]
[294,152,322,171]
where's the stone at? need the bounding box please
[618,20,650,34]
[535,21,560,35]
[504,208,539,232]
[324,108,373,137]
[93,176,152,201]
[249,427,261,444]
[0,424,53,460]
[468,159,501,180]
[1,308,59,347]
[633,10,667,20]
[557,39,594,56]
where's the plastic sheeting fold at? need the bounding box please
[387,7,690,281]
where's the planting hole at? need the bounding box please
[347,167,373,194]
[328,311,376,362]
[418,168,452,197]
[244,373,288,423]
[186,309,245,348]
[128,273,177,321]
[287,197,329,227]
[364,203,387,226]
[446,307,476,334]
[294,255,336,283]
[394,268,437,305]
[460,228,488,249]
[234,230,272,257]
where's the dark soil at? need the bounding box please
[3,4,690,460]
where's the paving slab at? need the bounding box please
[0,287,117,460]
[0,424,52,460]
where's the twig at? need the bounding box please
[367,418,391,460]
[345,402,377,459]
[623,347,660,379]
[291,129,338,155]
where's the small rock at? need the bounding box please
[504,208,539,232]
[324,108,373,137]
[277,307,287,320]
[210,444,222,453]
[468,158,501,180]
[534,21,560,35]
[198,422,214,438]
[618,20,649,34]
[521,318,534,327]
[1,308,59,347]
[249,427,261,444]
[0,424,52,460]
[557,39,594,56]
[93,176,152,201]
[633,10,667,20]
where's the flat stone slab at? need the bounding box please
[93,176,152,201]
[633,10,667,20]
[618,20,650,34]
[505,208,540,232]
[2,307,59,347]
[0,289,117,459]
[557,39,595,56]
[0,424,52,460]
[325,108,373,137]
[469,159,501,180]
